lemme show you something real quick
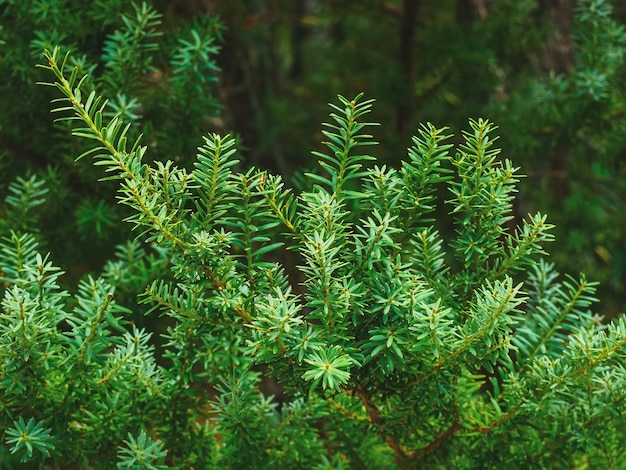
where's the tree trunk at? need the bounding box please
[397,0,420,134]
[539,0,575,202]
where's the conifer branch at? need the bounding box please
[39,48,189,249]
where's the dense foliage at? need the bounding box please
[2,1,626,468]
[3,0,626,313]
[0,46,624,469]
[0,0,222,277]
[490,0,626,313]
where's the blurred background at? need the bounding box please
[1,0,625,317]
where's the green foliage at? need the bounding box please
[5,417,55,463]
[199,0,626,316]
[491,0,626,311]
[100,2,163,95]
[117,431,168,470]
[0,175,48,234]
[0,0,223,280]
[4,0,626,319]
[1,47,624,468]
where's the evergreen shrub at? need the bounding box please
[0,47,624,469]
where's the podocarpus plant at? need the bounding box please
[1,47,625,469]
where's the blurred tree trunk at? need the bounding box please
[539,0,575,203]
[201,3,261,168]
[397,0,420,134]
[290,0,307,80]
[618,0,626,21]
[456,0,475,26]
[539,0,575,74]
